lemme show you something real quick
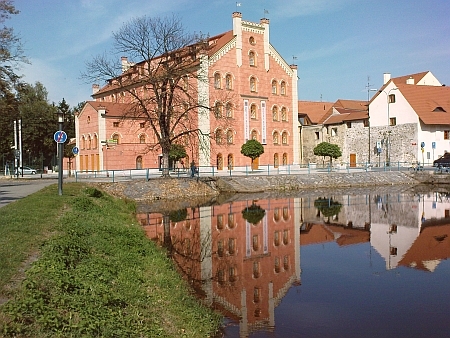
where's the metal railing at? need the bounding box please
[72,161,448,183]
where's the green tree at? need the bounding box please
[16,82,58,168]
[240,139,264,169]
[169,143,187,164]
[314,197,342,223]
[313,142,342,166]
[0,0,27,161]
[242,203,266,225]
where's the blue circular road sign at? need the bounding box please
[72,146,79,155]
[54,130,67,143]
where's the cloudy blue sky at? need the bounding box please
[9,0,450,108]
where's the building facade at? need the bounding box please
[75,12,299,172]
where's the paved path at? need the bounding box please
[0,178,57,209]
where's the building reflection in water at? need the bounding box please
[137,191,450,337]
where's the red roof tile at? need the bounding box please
[395,83,450,125]
[298,101,333,124]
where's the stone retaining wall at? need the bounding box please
[213,171,420,193]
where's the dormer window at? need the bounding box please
[433,106,446,112]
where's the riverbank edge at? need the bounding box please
[98,171,450,204]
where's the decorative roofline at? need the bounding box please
[209,37,236,66]
[269,45,293,77]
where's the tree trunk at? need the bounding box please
[161,151,170,177]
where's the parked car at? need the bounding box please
[15,166,37,175]
[433,152,450,167]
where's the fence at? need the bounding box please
[72,160,448,183]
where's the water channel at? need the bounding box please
[137,186,450,338]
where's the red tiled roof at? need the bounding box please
[395,83,450,125]
[93,31,235,98]
[324,110,368,125]
[398,222,450,272]
[392,71,430,85]
[83,101,130,117]
[298,101,333,124]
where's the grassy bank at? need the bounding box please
[0,183,221,337]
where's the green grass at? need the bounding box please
[0,183,221,337]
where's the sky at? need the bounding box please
[9,0,450,108]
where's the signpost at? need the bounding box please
[72,146,79,155]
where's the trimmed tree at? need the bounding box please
[240,139,264,170]
[169,143,187,167]
[313,142,342,167]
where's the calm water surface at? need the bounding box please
[138,188,450,338]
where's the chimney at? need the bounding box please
[406,76,414,85]
[92,84,100,95]
[121,56,130,73]
[383,73,391,84]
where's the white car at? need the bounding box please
[16,166,37,175]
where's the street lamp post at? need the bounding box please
[56,109,65,196]
[379,87,398,167]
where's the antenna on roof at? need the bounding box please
[366,76,377,102]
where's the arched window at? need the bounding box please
[282,153,288,165]
[215,129,223,144]
[281,107,287,121]
[225,74,232,90]
[136,156,143,169]
[227,154,234,170]
[272,80,277,94]
[93,134,98,149]
[225,102,233,118]
[217,154,223,170]
[250,77,256,92]
[214,73,221,89]
[273,132,279,144]
[249,36,255,45]
[214,102,223,118]
[272,106,278,121]
[282,132,288,145]
[112,133,120,144]
[250,104,257,119]
[81,136,85,149]
[251,130,258,141]
[280,81,286,95]
[227,130,233,144]
[139,134,146,144]
[249,51,255,66]
[87,135,91,150]
[274,153,279,168]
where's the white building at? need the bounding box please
[369,71,450,166]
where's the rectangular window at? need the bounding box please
[388,94,396,103]
[331,128,338,136]
[140,122,145,128]
[113,122,119,127]
[346,122,352,128]
[444,130,449,140]
[315,131,320,140]
[364,119,369,127]
[389,117,396,126]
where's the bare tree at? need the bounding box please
[83,14,234,176]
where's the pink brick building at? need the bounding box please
[75,12,299,172]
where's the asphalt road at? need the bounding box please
[0,178,57,209]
